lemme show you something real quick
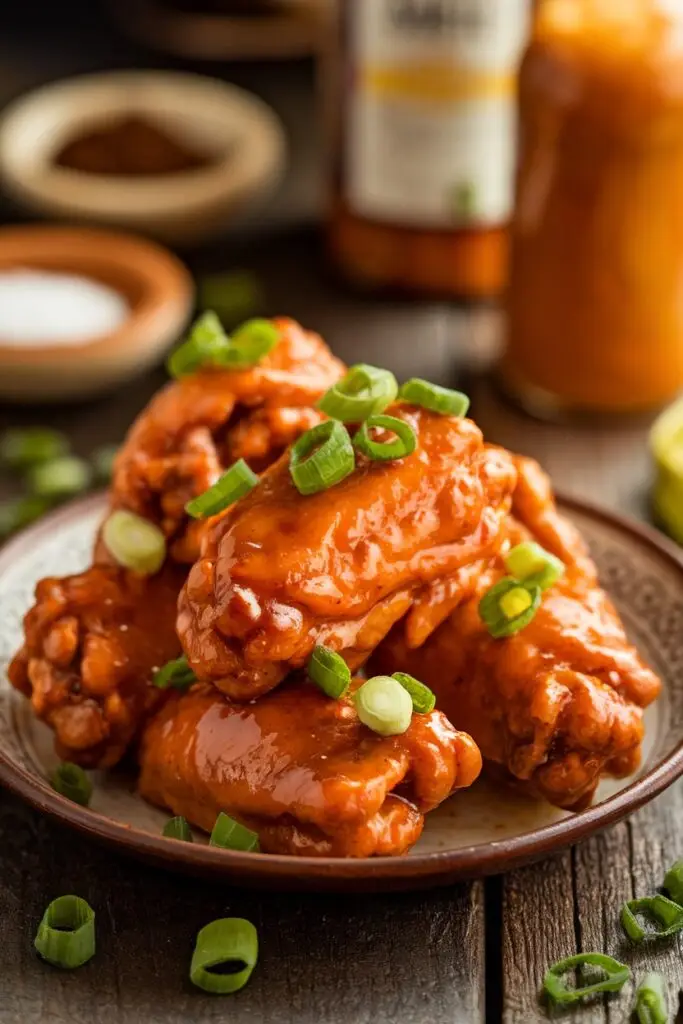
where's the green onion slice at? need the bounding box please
[636,972,668,1024]
[543,952,630,1005]
[504,541,565,591]
[199,270,262,329]
[185,459,258,519]
[50,762,93,807]
[664,859,683,905]
[0,427,69,469]
[153,655,196,691]
[307,645,351,698]
[478,577,542,639]
[34,895,95,969]
[399,379,470,418]
[0,496,52,540]
[289,420,355,496]
[353,414,417,463]
[317,364,398,422]
[354,676,413,737]
[163,816,193,842]
[621,894,683,943]
[218,319,280,368]
[392,672,436,714]
[102,510,167,575]
[27,456,92,499]
[167,311,230,379]
[210,812,260,853]
[190,918,258,995]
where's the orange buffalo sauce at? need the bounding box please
[503,0,683,415]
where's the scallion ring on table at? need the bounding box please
[354,676,413,737]
[153,655,197,692]
[50,762,92,807]
[399,379,470,418]
[0,427,69,469]
[185,459,259,519]
[504,541,565,592]
[391,672,436,714]
[543,952,630,1006]
[162,816,193,842]
[635,972,668,1024]
[289,420,355,496]
[307,645,351,698]
[0,496,52,540]
[353,414,417,463]
[34,896,96,969]
[167,311,230,379]
[102,510,167,575]
[663,859,683,905]
[478,577,542,639]
[190,918,258,995]
[317,364,398,422]
[621,895,683,943]
[210,812,260,853]
[27,456,92,500]
[216,319,280,368]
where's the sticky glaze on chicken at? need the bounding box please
[177,408,517,701]
[138,679,482,857]
[370,457,661,810]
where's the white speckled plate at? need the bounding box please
[0,494,681,891]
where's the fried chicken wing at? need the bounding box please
[371,457,661,810]
[138,679,482,857]
[177,409,517,701]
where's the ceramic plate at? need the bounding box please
[1,494,682,891]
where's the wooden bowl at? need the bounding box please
[0,225,193,401]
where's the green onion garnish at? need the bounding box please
[289,420,355,496]
[353,414,417,463]
[504,541,565,591]
[162,816,193,842]
[167,311,230,379]
[185,459,258,519]
[307,645,351,698]
[210,812,260,853]
[153,655,196,691]
[102,510,167,575]
[0,495,52,540]
[199,270,262,328]
[50,762,93,807]
[190,918,258,995]
[354,676,413,737]
[34,896,95,969]
[91,444,119,484]
[399,379,470,418]
[0,427,69,469]
[621,895,683,943]
[27,456,92,500]
[478,577,541,639]
[635,972,668,1024]
[663,859,683,905]
[217,318,280,368]
[317,364,398,422]
[391,672,436,714]
[543,952,630,1006]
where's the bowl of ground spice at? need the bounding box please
[0,71,286,244]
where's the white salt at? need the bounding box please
[0,268,129,346]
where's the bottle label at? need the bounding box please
[346,0,530,228]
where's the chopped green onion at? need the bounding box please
[317,364,398,422]
[190,918,258,995]
[210,812,260,853]
[543,952,630,1006]
[354,676,413,737]
[185,459,258,519]
[34,896,95,969]
[167,311,230,379]
[621,895,683,943]
[0,427,69,469]
[102,510,166,575]
[392,672,436,714]
[199,270,262,328]
[289,420,355,496]
[353,414,417,463]
[50,762,92,807]
[504,541,565,591]
[635,972,668,1024]
[0,495,52,540]
[153,655,196,691]
[91,444,119,484]
[27,456,92,499]
[478,577,542,639]
[162,816,193,842]
[664,859,683,905]
[217,319,280,368]
[399,379,470,418]
[307,645,351,698]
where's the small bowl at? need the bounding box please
[0,71,286,245]
[0,225,194,402]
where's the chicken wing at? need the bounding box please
[370,457,661,810]
[138,679,482,857]
[177,408,517,701]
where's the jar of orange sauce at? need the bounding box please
[503,0,683,416]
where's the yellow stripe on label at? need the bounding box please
[360,64,515,104]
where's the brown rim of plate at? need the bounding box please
[1,492,682,891]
